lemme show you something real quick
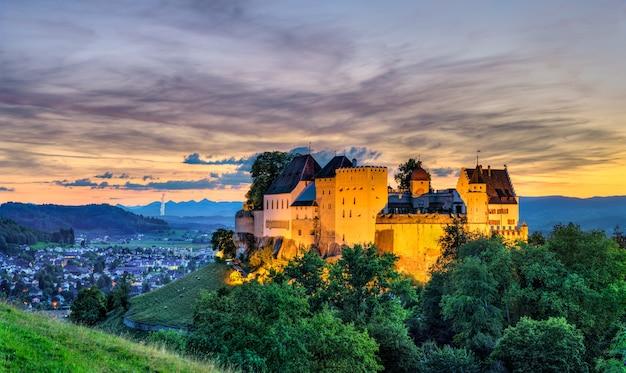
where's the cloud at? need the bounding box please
[289,146,382,167]
[431,167,459,177]
[122,172,249,191]
[183,153,246,165]
[0,186,15,192]
[2,1,626,199]
[54,178,110,189]
[142,175,155,181]
[95,171,113,179]
[118,173,130,179]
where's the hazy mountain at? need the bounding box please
[0,202,168,235]
[120,196,626,233]
[520,196,626,233]
[121,199,242,218]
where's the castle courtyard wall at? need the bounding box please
[375,214,453,282]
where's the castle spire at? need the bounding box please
[469,164,485,184]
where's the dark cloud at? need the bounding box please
[289,146,382,167]
[95,171,113,179]
[54,178,110,189]
[118,173,130,179]
[122,172,250,191]
[431,167,459,177]
[0,186,15,192]
[183,153,246,165]
[142,175,155,181]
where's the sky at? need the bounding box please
[1,0,625,205]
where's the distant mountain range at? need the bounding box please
[122,196,626,233]
[520,196,626,233]
[0,202,168,236]
[120,199,242,218]
[1,196,622,238]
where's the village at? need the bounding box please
[0,237,215,311]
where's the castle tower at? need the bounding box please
[334,166,388,248]
[465,165,489,233]
[410,161,431,197]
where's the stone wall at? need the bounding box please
[375,214,453,282]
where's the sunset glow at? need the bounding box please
[1,1,625,205]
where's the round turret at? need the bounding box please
[409,161,431,197]
[410,162,431,181]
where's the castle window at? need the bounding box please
[298,229,302,236]
[353,197,356,204]
[342,210,345,218]
[349,210,352,217]
[342,198,345,205]
[266,200,269,209]
[342,234,345,242]
[271,200,274,209]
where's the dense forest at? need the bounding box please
[177,223,624,372]
[0,218,74,252]
[0,203,168,235]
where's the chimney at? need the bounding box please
[487,165,491,177]
[352,158,357,167]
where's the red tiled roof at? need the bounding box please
[465,166,517,204]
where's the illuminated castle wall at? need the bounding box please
[235,154,528,281]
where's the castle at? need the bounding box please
[235,154,528,281]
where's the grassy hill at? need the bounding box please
[0,303,223,372]
[125,263,230,329]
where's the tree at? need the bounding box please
[613,225,626,249]
[491,317,587,373]
[275,250,327,310]
[211,228,237,259]
[299,310,382,373]
[187,282,382,372]
[527,231,545,246]
[394,158,420,190]
[595,326,626,372]
[418,342,480,373]
[93,256,105,273]
[441,257,503,358]
[437,216,474,266]
[416,270,455,345]
[70,286,107,325]
[366,302,421,372]
[545,223,626,289]
[96,274,112,293]
[245,151,294,210]
[107,274,131,311]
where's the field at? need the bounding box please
[125,263,230,328]
[0,303,224,373]
[91,229,213,250]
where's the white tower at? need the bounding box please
[160,193,166,216]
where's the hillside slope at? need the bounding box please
[125,263,230,329]
[0,202,168,235]
[0,303,222,372]
[0,218,73,251]
[520,196,626,232]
